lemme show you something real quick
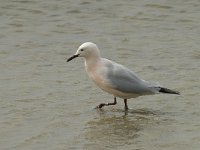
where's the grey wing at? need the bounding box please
[104,60,155,94]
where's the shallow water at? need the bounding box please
[0,0,200,150]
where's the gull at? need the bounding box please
[67,42,179,110]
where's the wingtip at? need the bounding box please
[159,87,180,95]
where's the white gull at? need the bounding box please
[67,42,179,110]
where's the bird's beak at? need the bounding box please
[67,54,79,62]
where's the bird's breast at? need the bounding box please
[88,69,106,87]
[86,64,108,88]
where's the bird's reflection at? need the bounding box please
[83,108,160,149]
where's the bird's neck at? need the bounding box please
[84,56,101,72]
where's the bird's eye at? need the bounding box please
[80,49,84,51]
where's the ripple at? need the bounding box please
[145,4,173,9]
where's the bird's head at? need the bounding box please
[67,42,101,62]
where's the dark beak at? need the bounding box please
[66,54,79,62]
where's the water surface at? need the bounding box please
[0,0,200,150]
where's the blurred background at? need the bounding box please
[0,0,200,150]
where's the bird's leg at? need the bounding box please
[96,97,117,109]
[124,99,128,111]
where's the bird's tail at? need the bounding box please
[159,87,180,95]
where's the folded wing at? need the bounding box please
[103,59,156,94]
